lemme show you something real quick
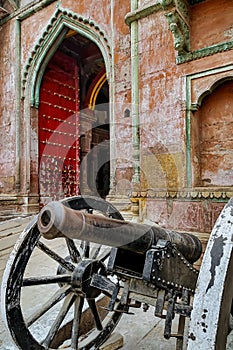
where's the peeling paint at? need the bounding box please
[206,235,226,293]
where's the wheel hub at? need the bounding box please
[71,259,106,298]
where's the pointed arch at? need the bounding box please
[21,7,113,207]
[22,7,112,108]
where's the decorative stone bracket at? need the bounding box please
[125,0,233,63]
[162,0,190,55]
[125,0,190,59]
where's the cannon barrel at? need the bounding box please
[37,201,202,264]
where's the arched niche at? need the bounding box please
[191,78,233,187]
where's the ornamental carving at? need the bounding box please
[165,10,189,54]
[162,0,190,55]
[132,189,233,201]
[22,7,111,104]
[125,0,233,64]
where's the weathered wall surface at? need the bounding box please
[0,20,16,194]
[128,0,233,242]
[190,0,233,50]
[139,12,185,191]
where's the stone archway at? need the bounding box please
[22,9,112,207]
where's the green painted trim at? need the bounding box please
[185,64,233,188]
[177,40,233,64]
[22,7,112,108]
[33,25,68,107]
[15,18,21,191]
[125,0,233,67]
[185,75,192,187]
[186,63,233,81]
[165,9,190,55]
[125,1,161,26]
[130,0,140,184]
[187,64,233,109]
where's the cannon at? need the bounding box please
[1,195,203,349]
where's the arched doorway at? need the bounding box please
[38,30,110,206]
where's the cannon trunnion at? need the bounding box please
[2,196,202,350]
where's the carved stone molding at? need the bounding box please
[162,0,190,55]
[165,9,189,54]
[21,7,111,106]
[131,189,233,201]
[125,0,233,64]
[177,40,233,64]
[186,65,233,112]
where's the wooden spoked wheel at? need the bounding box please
[2,196,125,349]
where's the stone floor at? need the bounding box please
[0,215,232,350]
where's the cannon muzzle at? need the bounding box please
[37,201,202,263]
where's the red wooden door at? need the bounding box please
[38,51,80,206]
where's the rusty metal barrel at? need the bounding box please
[37,201,202,264]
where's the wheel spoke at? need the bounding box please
[4,196,124,350]
[80,240,90,258]
[26,285,72,327]
[37,241,75,272]
[98,249,111,262]
[42,293,76,348]
[23,274,71,287]
[71,296,84,349]
[87,299,103,331]
[66,238,81,263]
[90,244,102,259]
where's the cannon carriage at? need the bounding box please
[1,195,233,349]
